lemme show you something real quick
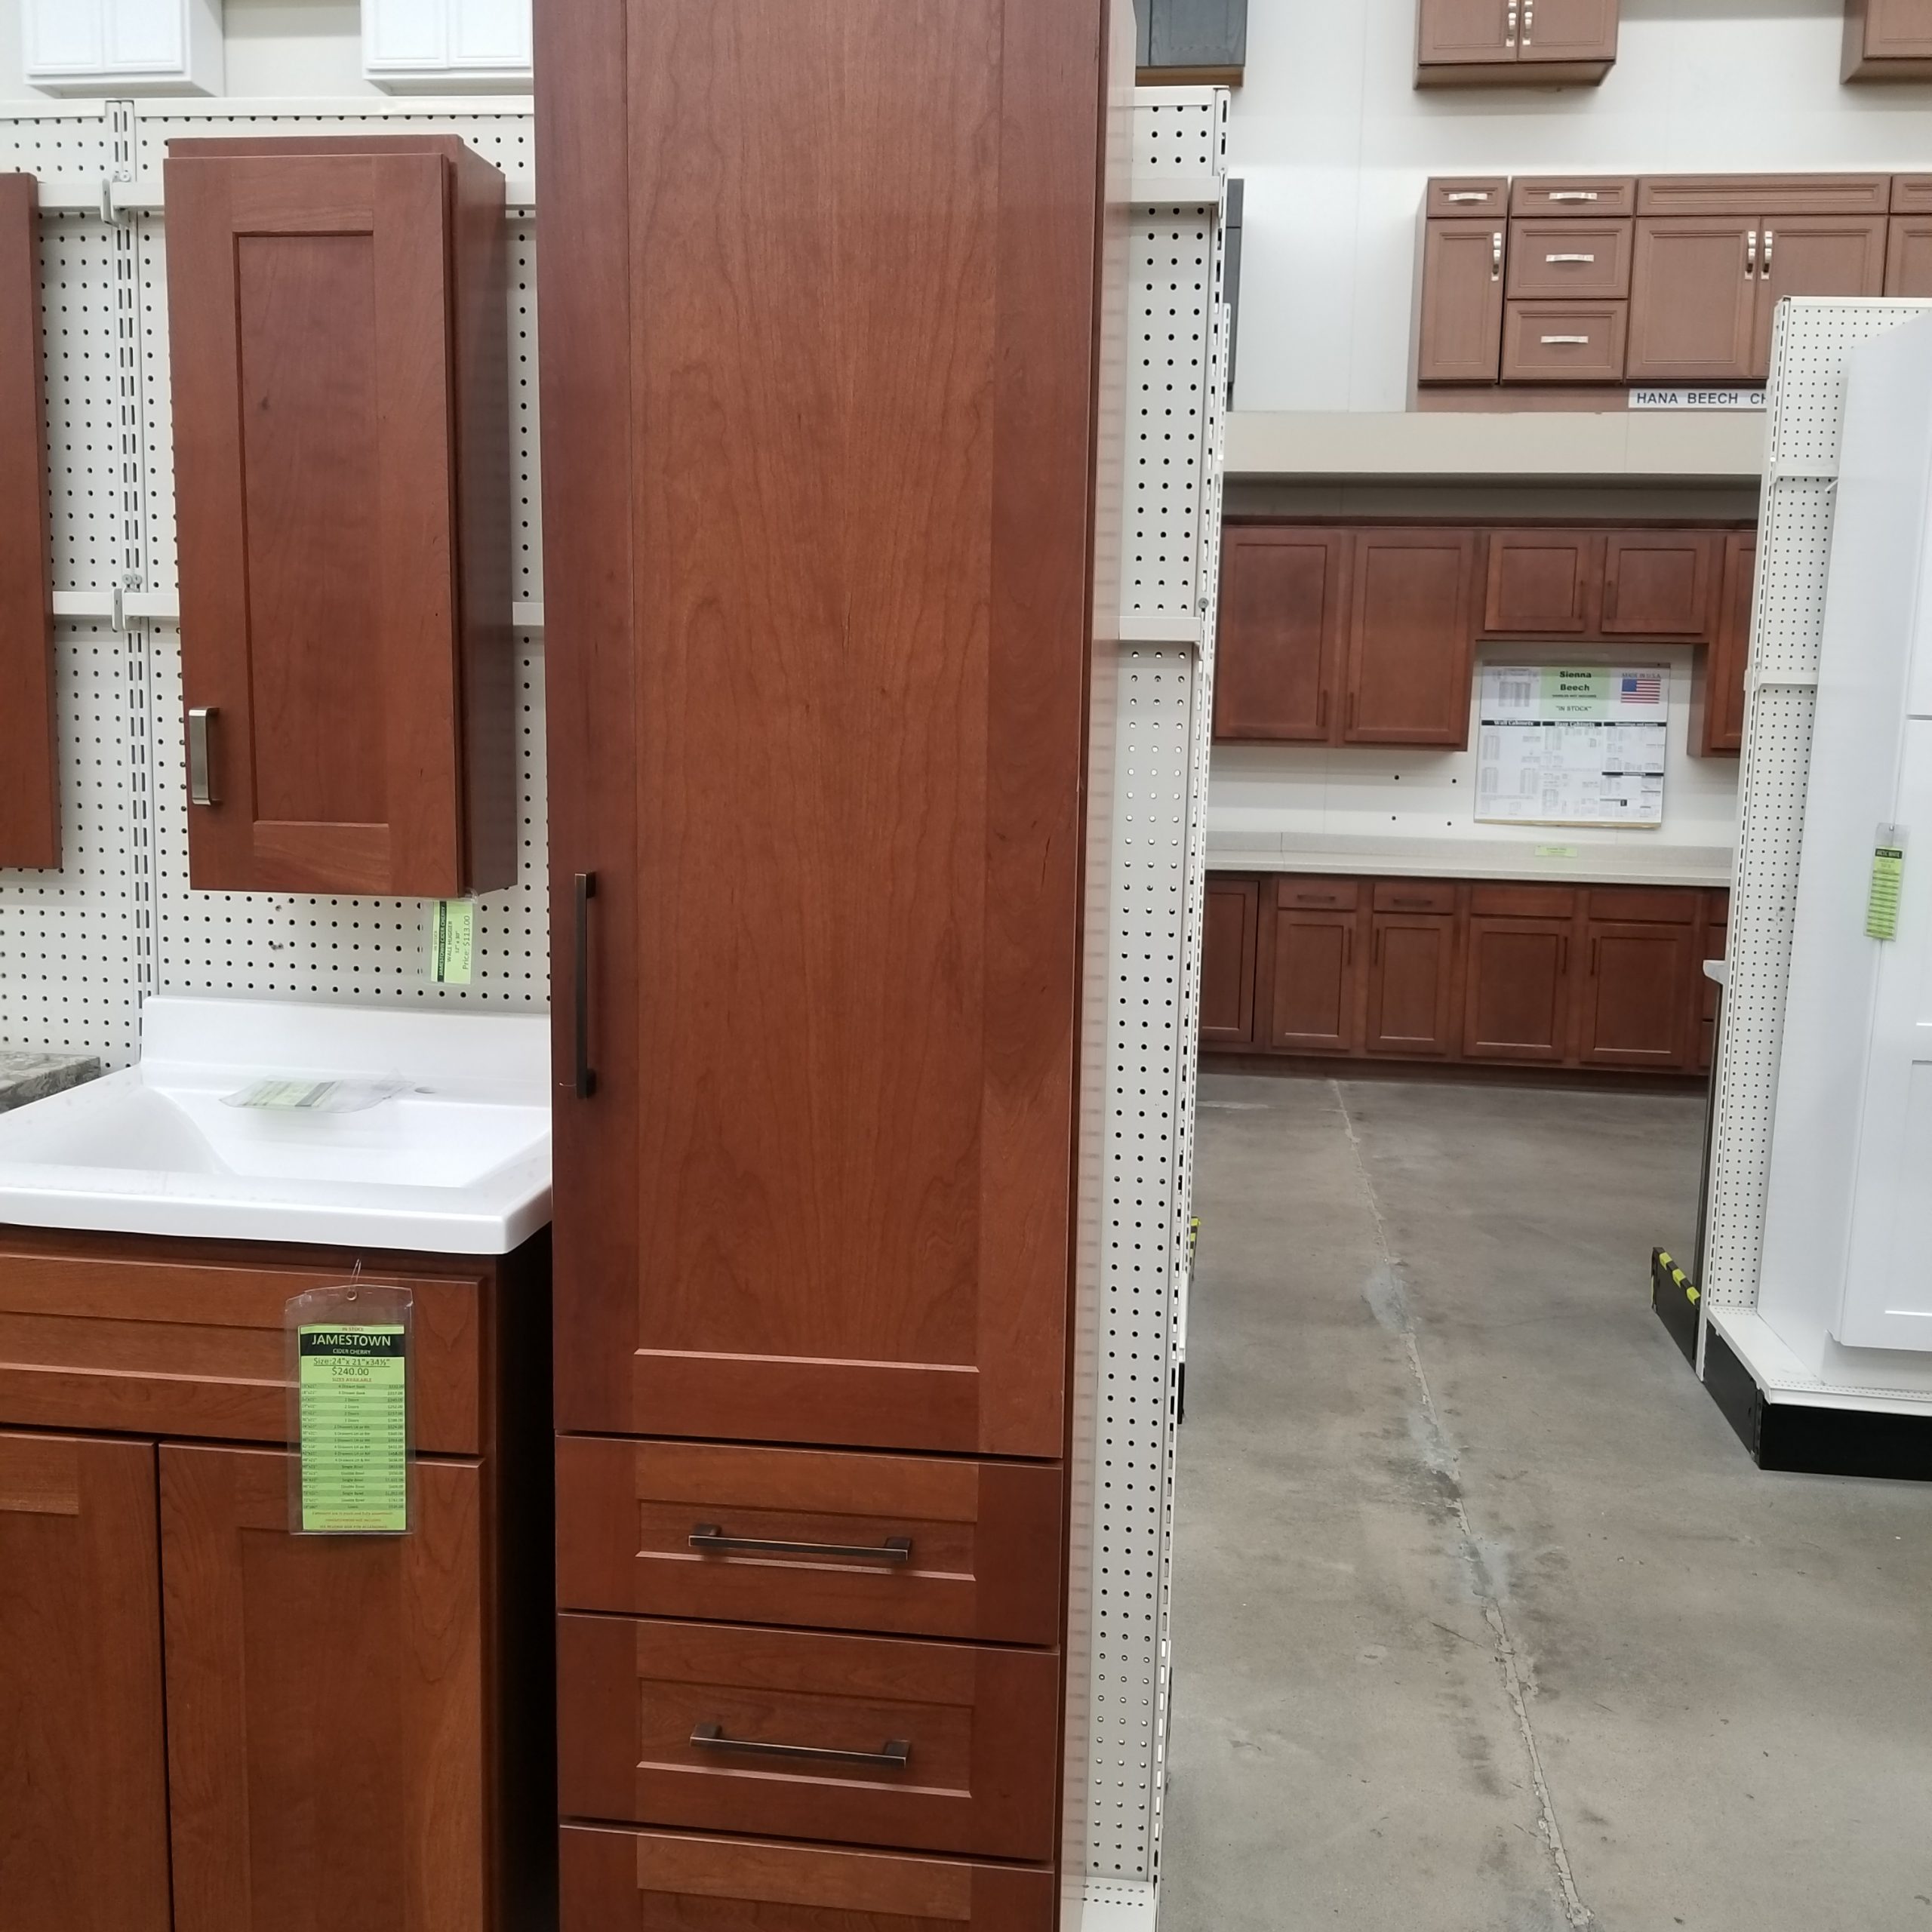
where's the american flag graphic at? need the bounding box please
[1620,672,1663,705]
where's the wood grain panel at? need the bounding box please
[160,1445,489,1932]
[1199,876,1260,1047]
[1343,530,1476,746]
[1463,916,1575,1063]
[1577,921,1697,1068]
[560,1824,1057,1932]
[0,1432,171,1932]
[1213,526,1349,741]
[1635,176,1892,218]
[542,0,1113,1456]
[1367,915,1460,1059]
[1417,220,1506,383]
[557,1615,1060,1861]
[1482,530,1600,635]
[0,171,58,869]
[554,1435,1063,1644]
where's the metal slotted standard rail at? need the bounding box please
[0,86,1229,1930]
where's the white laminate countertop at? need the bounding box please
[1207,833,1735,891]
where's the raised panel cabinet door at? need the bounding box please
[1463,916,1574,1063]
[1417,220,1506,382]
[1846,0,1932,77]
[1343,530,1478,746]
[166,140,512,897]
[1626,219,1756,385]
[0,1432,171,1932]
[1367,915,1459,1058]
[1267,908,1360,1053]
[538,0,1116,1455]
[1601,531,1717,637]
[1751,216,1889,379]
[1578,922,1696,1067]
[1417,0,1515,65]
[1885,216,1932,296]
[1214,527,1348,741]
[1200,876,1260,1047]
[159,1445,490,1932]
[0,174,59,869]
[1517,0,1618,64]
[1481,530,1600,635]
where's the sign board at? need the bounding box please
[1477,666,1669,829]
[1628,387,1766,411]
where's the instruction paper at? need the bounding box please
[297,1323,409,1533]
[1476,666,1669,829]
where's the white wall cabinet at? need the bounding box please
[365,0,531,92]
[23,0,223,95]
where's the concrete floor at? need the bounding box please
[1162,1074,1932,1932]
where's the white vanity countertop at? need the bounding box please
[1207,832,1735,891]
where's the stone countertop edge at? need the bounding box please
[0,1053,106,1115]
[1206,848,1736,891]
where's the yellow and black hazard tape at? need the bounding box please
[1656,1250,1700,1306]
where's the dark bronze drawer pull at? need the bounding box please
[691,1724,911,1770]
[690,1523,913,1563]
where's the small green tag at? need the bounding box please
[432,900,475,985]
[1536,844,1580,860]
[1869,844,1905,941]
[298,1325,408,1534]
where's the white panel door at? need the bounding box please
[366,0,447,67]
[24,0,108,72]
[451,0,530,70]
[107,0,185,69]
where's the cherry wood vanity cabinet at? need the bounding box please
[537,0,1126,1916]
[0,172,58,870]
[1844,0,1932,78]
[0,1227,554,1932]
[1415,0,1620,86]
[165,135,512,897]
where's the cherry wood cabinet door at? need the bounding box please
[1200,876,1260,1047]
[1343,531,1478,746]
[166,140,511,897]
[538,0,1115,1457]
[1886,215,1932,295]
[1214,527,1349,741]
[1626,219,1756,384]
[1463,916,1575,1063]
[1267,908,1361,1053]
[1481,530,1600,635]
[159,1445,489,1932]
[1750,216,1888,378]
[1417,0,1515,65]
[1601,531,1717,638]
[1367,915,1459,1058]
[0,174,58,870]
[560,1825,1057,1932]
[557,1615,1060,1862]
[1518,0,1618,65]
[1696,531,1755,755]
[1417,220,1506,382]
[0,1432,171,1932]
[1577,922,1697,1068]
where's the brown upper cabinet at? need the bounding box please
[1845,0,1932,78]
[1483,530,1601,635]
[165,137,512,897]
[1416,0,1619,85]
[1601,531,1718,636]
[1,172,58,870]
[1478,528,1718,641]
[1214,527,1348,741]
[1346,530,1478,746]
[1693,530,1755,757]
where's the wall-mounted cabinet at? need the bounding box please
[1134,0,1246,82]
[365,0,533,93]
[1844,0,1932,79]
[0,174,57,871]
[1416,0,1619,87]
[22,0,222,96]
[165,136,512,897]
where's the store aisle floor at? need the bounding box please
[1161,1074,1932,1932]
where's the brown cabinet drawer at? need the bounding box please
[1512,177,1635,217]
[558,1615,1059,1862]
[1897,176,1932,214]
[1275,875,1359,910]
[554,1437,1063,1644]
[1427,177,1509,217]
[1502,300,1628,382]
[1637,174,1891,217]
[561,1825,1054,1932]
[0,1244,485,1451]
[1506,220,1632,299]
[1470,884,1576,919]
[1372,880,1457,914]
[1586,888,1697,924]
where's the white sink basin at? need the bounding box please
[0,997,552,1255]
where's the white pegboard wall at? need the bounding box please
[1130,87,1226,183]
[39,213,127,595]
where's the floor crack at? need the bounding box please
[1332,1081,1595,1930]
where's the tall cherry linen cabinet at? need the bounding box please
[535,1,1131,1924]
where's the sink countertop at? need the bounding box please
[0,1051,103,1115]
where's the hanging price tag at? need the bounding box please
[288,1285,414,1535]
[430,899,475,986]
[1868,826,1906,943]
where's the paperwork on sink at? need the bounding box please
[223,1077,411,1114]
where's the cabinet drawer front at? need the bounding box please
[1586,888,1696,924]
[1512,177,1635,217]
[561,1825,1055,1932]
[1502,300,1627,382]
[0,1245,484,1450]
[1275,875,1359,910]
[1506,220,1632,299]
[1897,177,1932,214]
[1637,174,1891,217]
[1426,177,1509,217]
[557,1616,1060,1862]
[1469,884,1576,918]
[1372,881,1457,914]
[555,1438,1063,1645]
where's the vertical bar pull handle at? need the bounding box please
[1491,231,1503,279]
[574,872,598,1100]
[187,707,219,808]
[1746,231,1758,278]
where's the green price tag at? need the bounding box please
[1536,844,1580,860]
[1868,844,1905,941]
[431,899,475,986]
[297,1324,408,1534]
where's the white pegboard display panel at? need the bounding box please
[39,213,129,595]
[1130,87,1226,185]
[131,102,535,184]
[1705,300,1932,1317]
